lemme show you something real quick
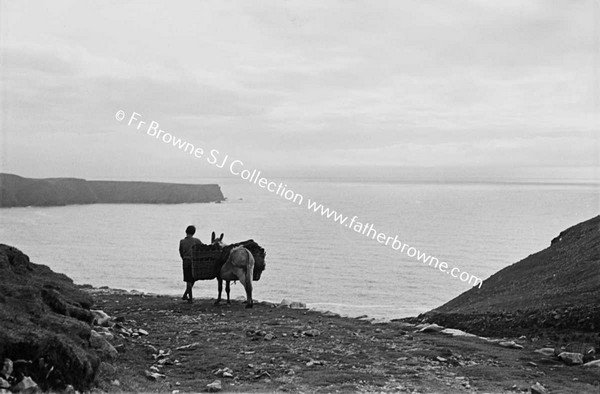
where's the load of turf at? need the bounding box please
[0,244,100,391]
[216,240,267,281]
[193,239,267,281]
[417,215,600,341]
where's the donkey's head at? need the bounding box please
[211,231,225,247]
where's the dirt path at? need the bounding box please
[89,289,600,393]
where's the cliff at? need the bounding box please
[419,215,600,337]
[0,173,225,207]
[0,244,99,391]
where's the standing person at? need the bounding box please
[179,225,202,303]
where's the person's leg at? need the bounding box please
[187,281,194,303]
[182,271,190,300]
[183,262,193,300]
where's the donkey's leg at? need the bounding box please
[225,281,232,305]
[246,252,254,309]
[214,278,223,305]
[245,278,253,309]
[232,268,252,308]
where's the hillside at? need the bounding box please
[0,173,224,207]
[0,244,101,391]
[419,215,600,337]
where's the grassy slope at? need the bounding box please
[420,215,600,338]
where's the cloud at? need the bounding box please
[1,0,598,179]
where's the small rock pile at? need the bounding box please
[0,358,79,394]
[89,308,172,383]
[1,359,39,394]
[415,322,600,365]
[535,343,598,367]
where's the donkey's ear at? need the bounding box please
[211,232,216,242]
[219,233,224,241]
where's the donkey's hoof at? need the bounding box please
[214,300,221,305]
[245,303,253,309]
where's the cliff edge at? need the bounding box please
[419,215,600,338]
[0,173,225,207]
[0,244,102,391]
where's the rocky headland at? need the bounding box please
[0,174,224,207]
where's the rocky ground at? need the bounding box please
[84,288,600,394]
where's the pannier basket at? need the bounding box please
[191,244,222,280]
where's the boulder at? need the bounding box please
[583,359,600,368]
[1,359,12,378]
[440,328,477,337]
[97,331,114,341]
[534,348,555,357]
[418,324,445,333]
[304,329,321,337]
[563,342,596,362]
[557,352,584,365]
[214,368,233,377]
[264,333,276,341]
[144,370,165,381]
[206,380,222,392]
[63,385,76,394]
[90,330,119,360]
[91,310,112,327]
[498,341,523,350]
[12,376,38,394]
[530,382,548,394]
[279,299,291,307]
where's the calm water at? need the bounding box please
[0,178,598,319]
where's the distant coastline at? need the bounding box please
[0,173,225,207]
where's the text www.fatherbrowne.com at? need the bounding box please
[117,110,483,288]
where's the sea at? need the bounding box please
[1,177,598,320]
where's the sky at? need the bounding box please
[1,0,599,182]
